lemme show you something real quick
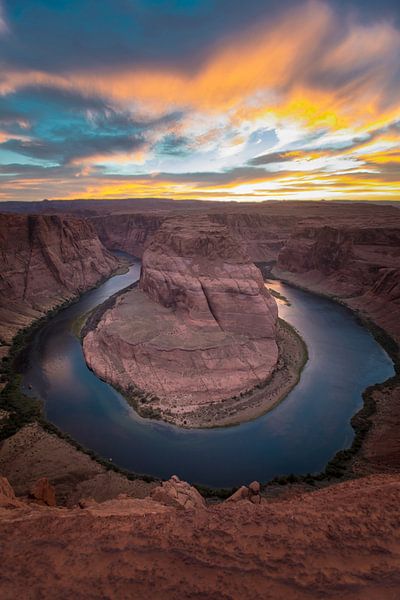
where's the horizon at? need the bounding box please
[0,0,399,202]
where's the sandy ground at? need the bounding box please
[0,422,156,507]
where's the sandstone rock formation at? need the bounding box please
[83,216,279,424]
[276,220,400,342]
[91,213,164,257]
[30,477,57,507]
[0,476,22,508]
[0,213,118,344]
[1,474,400,599]
[150,475,206,510]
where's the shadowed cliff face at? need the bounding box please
[83,216,279,419]
[276,222,400,342]
[0,214,118,343]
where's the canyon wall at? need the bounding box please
[90,213,164,257]
[0,213,118,344]
[83,216,279,424]
[276,221,400,342]
[89,211,297,261]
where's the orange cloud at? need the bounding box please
[3,1,399,131]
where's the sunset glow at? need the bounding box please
[0,0,399,202]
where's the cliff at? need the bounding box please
[88,202,400,263]
[1,473,400,599]
[90,213,164,257]
[83,216,280,425]
[0,213,119,344]
[276,221,400,342]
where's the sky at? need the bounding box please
[0,0,399,202]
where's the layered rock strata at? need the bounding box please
[83,217,279,425]
[276,222,400,342]
[0,213,118,344]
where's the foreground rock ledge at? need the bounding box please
[1,474,400,599]
[83,216,280,426]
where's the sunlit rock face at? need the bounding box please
[83,216,279,416]
[0,214,118,343]
[140,216,278,339]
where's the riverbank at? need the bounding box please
[0,260,162,504]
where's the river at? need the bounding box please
[22,259,394,487]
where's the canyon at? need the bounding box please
[1,199,400,598]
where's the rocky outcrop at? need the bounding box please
[83,216,279,425]
[139,216,278,339]
[0,476,22,508]
[30,477,57,507]
[0,213,119,344]
[1,474,400,599]
[150,475,206,510]
[226,480,262,504]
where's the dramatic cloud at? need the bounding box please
[0,0,399,201]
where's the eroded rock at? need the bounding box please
[0,213,118,343]
[83,216,279,422]
[150,476,206,510]
[0,477,21,509]
[30,477,57,507]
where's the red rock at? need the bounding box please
[30,477,57,507]
[83,216,279,421]
[0,213,118,343]
[276,220,400,343]
[150,477,206,510]
[248,480,261,494]
[225,486,250,502]
[249,494,261,504]
[78,498,97,509]
[0,476,21,508]
[1,474,400,598]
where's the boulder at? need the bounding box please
[249,481,261,494]
[0,476,21,508]
[225,486,250,503]
[30,478,57,507]
[151,476,206,510]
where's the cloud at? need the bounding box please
[0,0,400,202]
[0,2,8,34]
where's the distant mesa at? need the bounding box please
[83,216,279,426]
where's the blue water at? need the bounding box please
[22,261,394,487]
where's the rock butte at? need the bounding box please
[83,216,279,423]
